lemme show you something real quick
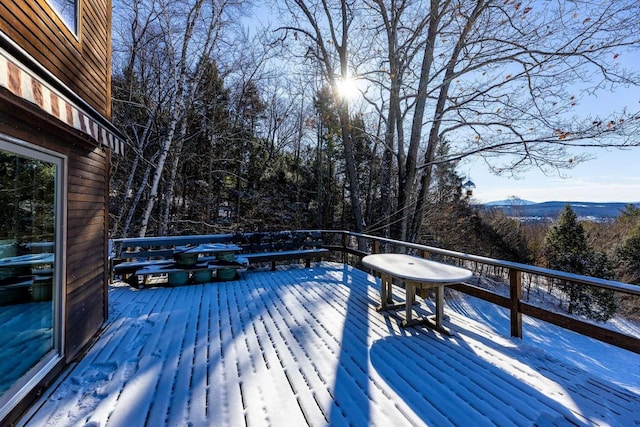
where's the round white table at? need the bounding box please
[362,253,473,333]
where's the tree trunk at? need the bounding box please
[399,0,441,241]
[137,0,208,237]
[409,1,487,242]
[159,116,188,236]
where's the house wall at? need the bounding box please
[0,0,112,118]
[0,88,110,357]
[0,0,115,423]
[0,88,110,425]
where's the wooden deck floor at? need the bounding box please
[20,263,640,426]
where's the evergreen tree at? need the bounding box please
[422,142,476,251]
[544,205,616,321]
[312,86,343,229]
[616,223,640,285]
[614,216,640,320]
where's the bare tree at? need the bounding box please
[406,0,640,241]
[111,0,247,237]
[317,0,640,241]
[110,0,640,239]
[277,0,368,232]
[111,0,165,237]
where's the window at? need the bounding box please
[48,0,78,34]
[0,135,65,419]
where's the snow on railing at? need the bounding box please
[323,230,640,354]
[109,229,640,353]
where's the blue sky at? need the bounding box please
[467,147,640,203]
[467,69,640,204]
[247,4,640,204]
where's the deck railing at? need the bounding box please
[321,230,640,354]
[109,230,640,354]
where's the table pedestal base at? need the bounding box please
[402,315,453,336]
[377,274,453,335]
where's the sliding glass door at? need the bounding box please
[0,134,65,417]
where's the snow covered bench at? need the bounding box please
[112,234,236,262]
[236,231,329,271]
[110,234,236,281]
[126,258,248,289]
[109,231,329,283]
[112,259,174,282]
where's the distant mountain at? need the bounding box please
[481,201,640,222]
[484,198,536,206]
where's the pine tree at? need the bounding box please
[421,142,474,249]
[544,205,616,321]
[616,223,640,285]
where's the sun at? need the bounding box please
[336,77,360,100]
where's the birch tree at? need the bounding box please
[138,0,217,237]
[111,0,245,237]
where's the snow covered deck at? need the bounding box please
[21,263,640,426]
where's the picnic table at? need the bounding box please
[0,253,55,304]
[174,243,242,264]
[131,244,246,287]
[362,253,472,334]
[0,253,54,269]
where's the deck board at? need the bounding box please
[20,263,640,426]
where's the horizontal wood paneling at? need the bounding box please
[67,209,105,222]
[65,276,105,357]
[68,215,106,234]
[68,166,107,183]
[1,0,111,117]
[0,2,111,416]
[68,190,107,204]
[67,262,104,294]
[66,147,107,308]
[71,230,106,249]
[69,175,107,190]
[67,251,105,276]
[1,100,109,362]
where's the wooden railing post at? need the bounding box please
[509,268,523,338]
[373,240,380,254]
[342,232,349,264]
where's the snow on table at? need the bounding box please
[21,263,640,426]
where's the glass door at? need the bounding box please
[0,135,65,418]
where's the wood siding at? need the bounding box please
[0,0,112,118]
[0,91,109,362]
[0,0,112,421]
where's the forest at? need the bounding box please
[107,0,640,317]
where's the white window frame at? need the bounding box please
[0,133,67,420]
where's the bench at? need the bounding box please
[128,259,248,289]
[110,234,236,281]
[112,233,235,262]
[112,259,174,282]
[109,231,329,286]
[234,231,329,271]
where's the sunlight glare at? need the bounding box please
[336,77,360,100]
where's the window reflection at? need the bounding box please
[0,150,56,396]
[48,0,77,33]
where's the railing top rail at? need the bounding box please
[110,230,640,297]
[111,230,326,245]
[324,230,640,297]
